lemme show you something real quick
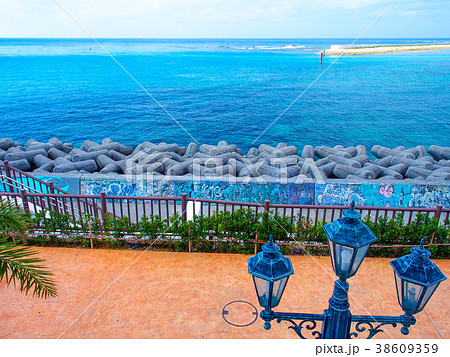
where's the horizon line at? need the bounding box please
[1,36,450,40]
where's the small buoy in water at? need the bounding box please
[320,51,323,64]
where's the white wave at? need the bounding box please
[252,45,306,50]
[282,45,305,49]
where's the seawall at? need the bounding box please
[1,138,449,208]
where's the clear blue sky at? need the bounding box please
[0,0,449,38]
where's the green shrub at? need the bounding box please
[293,216,328,243]
[139,215,166,240]
[25,207,449,258]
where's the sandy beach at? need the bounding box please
[325,44,450,55]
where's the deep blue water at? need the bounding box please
[0,38,449,151]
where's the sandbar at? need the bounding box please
[325,44,450,55]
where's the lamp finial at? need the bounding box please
[342,200,361,219]
[410,238,430,260]
[350,200,355,210]
[261,234,280,257]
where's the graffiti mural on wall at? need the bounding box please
[81,178,177,197]
[146,180,176,197]
[408,185,450,208]
[80,178,315,205]
[81,178,147,197]
[79,177,449,208]
[314,183,405,207]
[315,183,450,208]
[174,180,315,205]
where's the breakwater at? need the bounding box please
[1,138,449,208]
[1,138,450,183]
[1,138,449,183]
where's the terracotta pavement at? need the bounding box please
[0,247,448,339]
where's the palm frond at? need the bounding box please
[0,238,57,298]
[0,201,31,235]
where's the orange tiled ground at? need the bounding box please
[0,247,448,339]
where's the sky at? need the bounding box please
[0,0,449,38]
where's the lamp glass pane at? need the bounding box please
[349,244,370,276]
[401,280,424,315]
[271,277,289,309]
[253,276,289,309]
[253,276,271,308]
[417,283,439,313]
[329,240,336,272]
[394,273,403,308]
[334,244,355,278]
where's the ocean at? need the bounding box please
[0,38,449,152]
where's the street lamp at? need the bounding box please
[391,239,446,334]
[323,201,377,280]
[248,202,447,339]
[248,235,294,329]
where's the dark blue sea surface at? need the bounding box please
[0,38,449,151]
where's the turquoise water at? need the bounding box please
[0,38,449,151]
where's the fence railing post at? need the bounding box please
[100,191,107,225]
[20,189,30,215]
[433,204,443,220]
[264,199,270,213]
[182,193,187,221]
[188,225,192,252]
[430,204,443,245]
[3,161,14,193]
[48,181,55,194]
[262,200,270,240]
[48,181,56,211]
[88,221,93,249]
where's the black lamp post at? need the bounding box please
[248,235,294,329]
[323,201,377,280]
[248,202,447,339]
[391,239,447,334]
